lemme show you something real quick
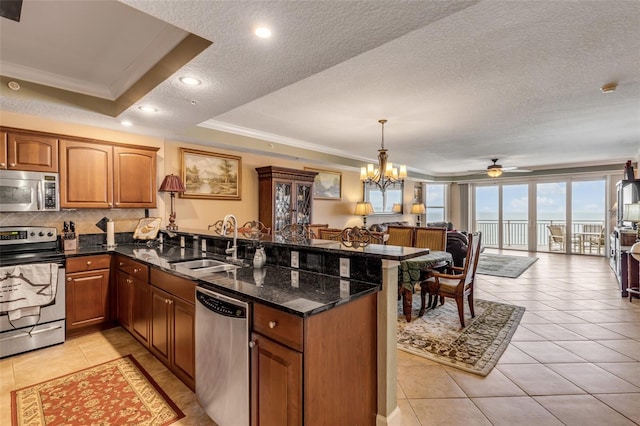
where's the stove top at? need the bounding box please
[0,226,64,266]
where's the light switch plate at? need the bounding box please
[291,270,299,287]
[291,251,299,268]
[340,258,350,278]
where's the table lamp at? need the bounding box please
[410,202,426,227]
[623,202,640,241]
[392,203,402,214]
[354,202,374,228]
[159,174,186,231]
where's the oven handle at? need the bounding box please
[36,180,42,211]
[0,324,63,342]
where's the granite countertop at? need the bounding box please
[66,244,381,317]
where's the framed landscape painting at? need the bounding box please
[180,148,241,200]
[305,168,342,200]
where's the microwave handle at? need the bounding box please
[36,181,42,210]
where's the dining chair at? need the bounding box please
[386,225,414,247]
[239,220,271,238]
[419,231,482,328]
[337,227,376,248]
[307,223,329,239]
[414,227,447,251]
[581,224,604,254]
[318,228,344,241]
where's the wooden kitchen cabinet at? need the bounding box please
[149,268,196,390]
[65,255,111,337]
[256,166,317,234]
[115,256,150,345]
[251,294,377,425]
[60,139,157,209]
[0,129,58,172]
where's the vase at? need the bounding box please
[253,247,266,268]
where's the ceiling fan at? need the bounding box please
[483,159,532,178]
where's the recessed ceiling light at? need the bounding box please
[7,81,20,91]
[179,76,201,86]
[121,120,133,127]
[138,105,158,113]
[254,27,272,38]
[601,82,617,94]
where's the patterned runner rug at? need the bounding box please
[397,298,525,376]
[11,355,184,426]
[476,253,538,278]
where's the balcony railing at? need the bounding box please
[475,220,604,249]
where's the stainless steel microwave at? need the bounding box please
[0,170,60,212]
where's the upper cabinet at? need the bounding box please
[60,139,157,209]
[1,130,58,172]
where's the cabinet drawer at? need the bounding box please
[116,256,149,281]
[253,303,303,352]
[66,255,111,273]
[150,268,195,303]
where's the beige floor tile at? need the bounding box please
[521,324,588,341]
[594,393,640,424]
[496,363,585,395]
[409,398,492,426]
[510,326,546,342]
[445,367,526,397]
[595,362,640,387]
[511,341,587,363]
[534,394,636,426]
[397,365,466,399]
[555,340,635,363]
[597,339,640,360]
[397,349,438,367]
[599,323,640,340]
[0,358,15,392]
[496,344,538,364]
[471,396,564,426]
[531,310,587,323]
[559,323,629,340]
[519,312,552,324]
[546,363,640,394]
[398,399,421,426]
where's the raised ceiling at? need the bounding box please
[1,0,639,179]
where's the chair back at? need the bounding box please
[583,223,602,233]
[307,224,329,239]
[463,232,482,290]
[338,227,377,248]
[386,226,414,247]
[318,228,344,241]
[547,225,565,241]
[370,231,385,244]
[414,227,447,251]
[239,220,271,238]
[277,223,308,243]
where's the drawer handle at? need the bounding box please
[268,321,277,329]
[86,261,92,266]
[133,268,139,273]
[9,163,16,167]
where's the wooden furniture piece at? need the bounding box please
[547,224,566,251]
[627,250,640,302]
[239,220,271,237]
[580,224,605,254]
[414,227,447,251]
[149,268,196,390]
[419,232,482,327]
[386,225,414,247]
[307,223,329,239]
[251,293,377,425]
[60,139,157,208]
[65,254,111,337]
[318,227,345,241]
[1,129,58,172]
[115,255,150,346]
[256,166,317,234]
[397,250,453,322]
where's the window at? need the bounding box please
[425,184,446,222]
[364,182,403,214]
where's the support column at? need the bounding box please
[376,259,402,426]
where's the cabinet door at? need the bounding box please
[66,269,110,331]
[274,180,293,232]
[116,271,132,330]
[113,146,157,208]
[294,182,313,225]
[60,140,113,208]
[172,298,195,388]
[251,333,302,426]
[150,286,172,365]
[131,277,150,345]
[7,133,58,172]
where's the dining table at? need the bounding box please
[398,250,453,322]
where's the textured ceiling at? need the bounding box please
[0,0,638,179]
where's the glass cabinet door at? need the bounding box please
[295,182,312,225]
[274,181,292,231]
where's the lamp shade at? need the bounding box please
[410,203,426,215]
[354,202,374,216]
[392,203,402,213]
[623,203,640,221]
[159,174,186,192]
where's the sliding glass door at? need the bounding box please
[474,184,529,250]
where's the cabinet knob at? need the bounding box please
[9,163,16,167]
[119,262,124,266]
[86,261,92,266]
[133,268,139,273]
[268,321,277,329]
[249,340,257,348]
[67,277,72,281]
[0,163,5,168]
[126,278,133,284]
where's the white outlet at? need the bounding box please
[291,270,299,287]
[339,258,350,278]
[340,279,350,298]
[291,251,299,268]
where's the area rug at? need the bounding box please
[11,354,184,426]
[476,253,538,278]
[397,298,525,376]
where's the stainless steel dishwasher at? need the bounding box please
[195,286,250,426]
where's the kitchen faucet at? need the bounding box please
[222,214,238,261]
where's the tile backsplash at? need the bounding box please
[0,209,154,235]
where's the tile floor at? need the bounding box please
[1,249,638,425]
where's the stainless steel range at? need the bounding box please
[0,226,66,358]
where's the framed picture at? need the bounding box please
[305,168,342,200]
[180,148,241,200]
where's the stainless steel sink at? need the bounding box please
[172,259,238,276]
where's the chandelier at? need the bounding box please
[360,119,407,192]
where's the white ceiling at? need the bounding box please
[1,0,639,178]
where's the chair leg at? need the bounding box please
[401,288,412,322]
[455,296,465,328]
[468,293,475,318]
[419,286,427,317]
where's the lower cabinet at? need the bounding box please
[251,293,377,425]
[115,256,150,346]
[65,255,111,337]
[149,268,196,390]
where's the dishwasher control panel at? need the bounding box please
[197,290,247,319]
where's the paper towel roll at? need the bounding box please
[107,221,115,247]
